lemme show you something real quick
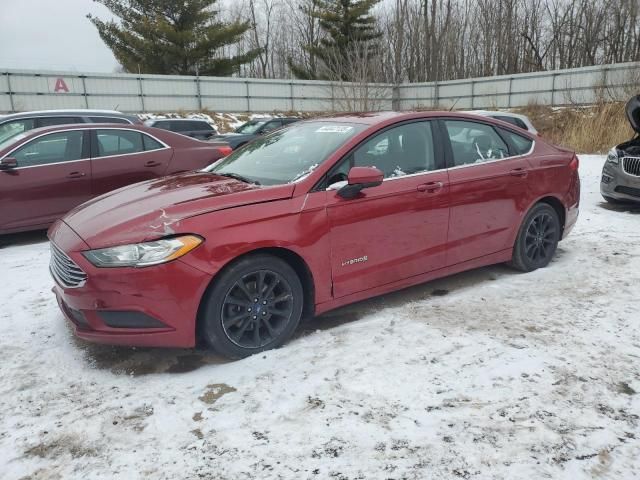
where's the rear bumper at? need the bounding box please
[49,221,212,348]
[601,163,640,203]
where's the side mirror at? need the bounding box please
[337,166,384,199]
[0,157,17,170]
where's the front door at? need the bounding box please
[440,119,533,265]
[90,128,172,195]
[0,130,92,232]
[324,121,450,298]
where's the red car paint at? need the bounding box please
[0,123,230,234]
[48,111,580,348]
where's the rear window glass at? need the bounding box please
[95,129,144,157]
[491,115,528,130]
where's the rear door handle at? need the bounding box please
[417,181,444,193]
[510,168,528,177]
[145,161,161,167]
[66,171,86,179]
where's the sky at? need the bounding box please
[0,0,119,72]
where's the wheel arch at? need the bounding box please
[536,196,566,236]
[195,246,316,343]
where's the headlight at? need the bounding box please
[607,148,619,165]
[83,235,203,267]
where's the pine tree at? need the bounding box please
[290,0,382,81]
[88,0,261,76]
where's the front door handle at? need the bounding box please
[417,181,444,193]
[66,171,86,179]
[510,168,528,177]
[145,161,161,167]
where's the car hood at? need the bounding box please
[626,95,640,133]
[63,171,295,248]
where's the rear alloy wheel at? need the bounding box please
[199,254,303,358]
[510,203,561,272]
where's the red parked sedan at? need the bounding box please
[0,123,231,234]
[48,112,580,358]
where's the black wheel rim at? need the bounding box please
[524,212,557,264]
[221,269,294,349]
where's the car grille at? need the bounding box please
[615,185,640,198]
[50,243,87,288]
[622,157,640,176]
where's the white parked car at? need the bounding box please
[463,110,538,135]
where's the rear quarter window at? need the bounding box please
[143,134,164,151]
[497,127,534,155]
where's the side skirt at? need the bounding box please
[314,248,513,316]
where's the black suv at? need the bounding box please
[212,117,300,150]
[0,109,141,144]
[143,118,217,140]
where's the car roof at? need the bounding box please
[0,109,137,121]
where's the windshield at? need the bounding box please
[0,132,27,152]
[205,121,365,186]
[235,120,268,134]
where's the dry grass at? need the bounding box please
[515,101,635,154]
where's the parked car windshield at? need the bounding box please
[0,132,27,152]
[235,120,268,134]
[205,121,365,185]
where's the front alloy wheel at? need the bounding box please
[199,254,303,358]
[221,270,294,348]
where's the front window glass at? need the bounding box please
[12,131,85,167]
[327,122,436,185]
[444,120,510,166]
[235,120,268,134]
[0,119,35,144]
[205,121,365,186]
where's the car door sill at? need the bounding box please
[315,247,513,316]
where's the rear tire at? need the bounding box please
[199,254,304,359]
[509,203,561,272]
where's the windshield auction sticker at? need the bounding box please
[315,125,354,133]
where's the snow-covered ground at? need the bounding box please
[1,156,639,480]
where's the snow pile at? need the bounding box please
[0,156,639,479]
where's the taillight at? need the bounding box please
[569,155,579,171]
[216,146,233,157]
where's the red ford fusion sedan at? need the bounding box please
[0,123,231,234]
[49,111,580,358]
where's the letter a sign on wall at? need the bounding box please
[53,78,70,93]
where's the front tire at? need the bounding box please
[509,203,561,272]
[199,254,304,359]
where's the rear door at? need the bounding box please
[0,130,91,232]
[90,128,173,195]
[441,118,533,266]
[324,121,450,298]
